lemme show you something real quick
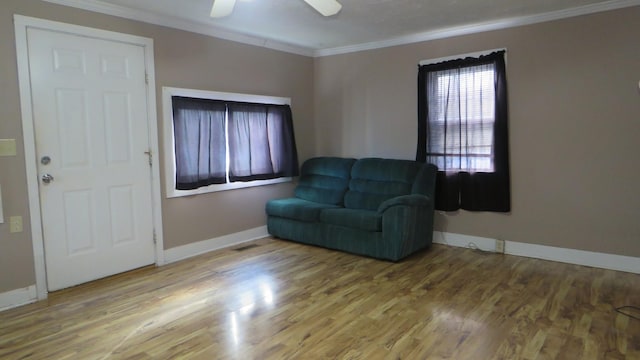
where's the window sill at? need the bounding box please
[166,177,292,198]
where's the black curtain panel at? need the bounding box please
[266,105,299,178]
[416,51,510,212]
[172,96,227,190]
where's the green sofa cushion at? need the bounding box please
[266,198,338,222]
[295,175,347,205]
[319,208,382,232]
[294,157,356,205]
[343,192,393,211]
[344,158,422,210]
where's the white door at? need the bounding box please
[27,28,155,291]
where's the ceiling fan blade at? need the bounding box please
[210,0,236,18]
[304,0,342,17]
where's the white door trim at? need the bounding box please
[14,15,164,300]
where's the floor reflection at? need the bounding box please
[227,274,277,348]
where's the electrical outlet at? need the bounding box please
[495,239,505,254]
[9,216,23,233]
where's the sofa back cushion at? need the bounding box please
[344,158,423,211]
[411,162,438,197]
[294,157,356,205]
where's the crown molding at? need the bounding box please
[42,0,640,58]
[314,0,640,57]
[40,0,315,57]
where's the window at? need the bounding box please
[429,67,495,171]
[417,50,510,212]
[163,87,299,198]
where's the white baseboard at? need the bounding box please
[433,231,640,274]
[162,226,269,265]
[0,285,37,311]
[433,231,498,251]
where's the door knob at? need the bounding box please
[41,174,54,184]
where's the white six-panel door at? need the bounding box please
[27,28,155,291]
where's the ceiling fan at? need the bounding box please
[210,0,342,18]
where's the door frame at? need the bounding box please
[14,15,165,300]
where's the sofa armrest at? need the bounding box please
[377,194,432,214]
[377,194,435,261]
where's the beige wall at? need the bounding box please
[0,0,314,293]
[1,0,638,296]
[314,7,640,257]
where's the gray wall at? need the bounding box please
[313,7,640,257]
[0,0,314,293]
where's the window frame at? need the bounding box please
[162,87,292,198]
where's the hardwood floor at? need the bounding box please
[1,238,639,359]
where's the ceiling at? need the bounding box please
[44,0,639,56]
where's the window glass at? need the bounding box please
[427,64,496,172]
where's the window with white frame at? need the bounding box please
[163,87,299,198]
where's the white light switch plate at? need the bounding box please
[0,139,17,157]
[0,185,3,223]
[10,216,23,233]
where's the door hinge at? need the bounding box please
[145,73,149,84]
[144,150,152,166]
[153,230,157,244]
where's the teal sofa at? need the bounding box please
[266,157,438,261]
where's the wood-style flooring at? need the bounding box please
[1,238,639,359]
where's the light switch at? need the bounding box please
[0,139,17,157]
[10,216,23,233]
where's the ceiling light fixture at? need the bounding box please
[210,0,236,18]
[303,0,342,17]
[210,0,342,18]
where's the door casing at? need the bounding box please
[14,15,165,300]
